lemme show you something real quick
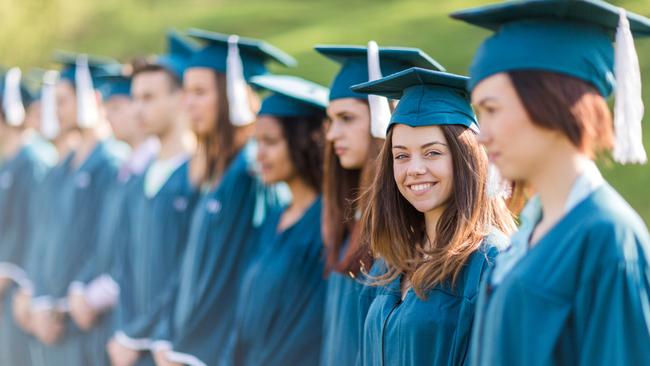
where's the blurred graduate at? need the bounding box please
[220,74,328,366]
[450,0,650,364]
[108,31,199,366]
[0,67,57,366]
[314,42,443,366]
[151,30,292,366]
[28,53,128,366]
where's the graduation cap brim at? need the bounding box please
[187,28,297,68]
[167,29,199,54]
[351,67,468,100]
[450,0,650,36]
[53,51,120,68]
[314,45,446,71]
[250,74,329,109]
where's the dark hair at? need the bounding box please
[277,114,326,193]
[198,71,258,185]
[322,99,381,276]
[361,125,516,299]
[132,62,182,91]
[508,70,614,159]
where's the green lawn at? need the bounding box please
[2,0,649,222]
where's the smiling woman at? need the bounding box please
[355,67,515,366]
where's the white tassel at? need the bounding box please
[226,35,255,127]
[2,67,26,127]
[367,41,392,139]
[613,8,647,164]
[41,71,60,140]
[75,54,100,128]
[487,163,511,199]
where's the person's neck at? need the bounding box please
[424,206,445,251]
[54,129,81,160]
[73,127,104,167]
[126,134,149,151]
[528,150,590,227]
[287,176,317,213]
[1,127,31,158]
[157,119,194,161]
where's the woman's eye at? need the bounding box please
[425,150,441,157]
[341,114,354,123]
[393,154,408,160]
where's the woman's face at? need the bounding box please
[183,68,218,136]
[326,98,371,169]
[391,124,453,215]
[255,115,294,185]
[472,73,561,182]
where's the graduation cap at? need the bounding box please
[55,52,119,128]
[250,74,328,118]
[54,51,121,88]
[186,29,297,127]
[155,30,199,78]
[314,45,445,102]
[186,28,296,78]
[352,67,478,133]
[451,0,650,164]
[96,67,132,101]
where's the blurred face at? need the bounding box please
[104,96,135,142]
[25,101,42,130]
[391,124,453,214]
[132,71,181,138]
[326,98,371,169]
[56,81,77,131]
[255,115,294,184]
[472,73,559,181]
[183,68,218,135]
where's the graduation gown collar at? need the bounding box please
[491,161,605,286]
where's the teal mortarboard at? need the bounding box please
[156,30,199,78]
[250,75,328,118]
[315,45,445,101]
[352,67,478,133]
[186,29,297,126]
[96,67,132,100]
[452,0,650,164]
[186,28,296,79]
[54,51,121,88]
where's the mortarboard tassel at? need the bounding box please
[2,67,26,127]
[41,70,60,140]
[227,35,256,127]
[367,41,392,139]
[486,162,511,199]
[613,8,647,164]
[75,54,100,128]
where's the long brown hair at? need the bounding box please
[196,71,259,186]
[322,103,382,275]
[361,125,516,299]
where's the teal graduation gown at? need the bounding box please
[222,198,326,366]
[117,159,199,360]
[0,140,55,366]
[320,241,373,366]
[163,142,287,366]
[469,184,650,366]
[361,231,505,366]
[32,140,126,366]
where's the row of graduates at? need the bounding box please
[2,0,650,365]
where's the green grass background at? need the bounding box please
[1,0,649,222]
